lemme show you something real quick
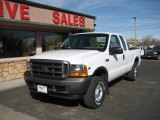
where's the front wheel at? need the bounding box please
[127,62,139,81]
[83,76,107,109]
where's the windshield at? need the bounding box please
[59,34,109,51]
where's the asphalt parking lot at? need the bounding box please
[0,60,160,120]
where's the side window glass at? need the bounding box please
[109,35,121,49]
[119,35,127,50]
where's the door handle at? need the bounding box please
[105,59,109,62]
[123,54,125,60]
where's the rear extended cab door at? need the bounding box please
[118,35,130,73]
[107,34,129,82]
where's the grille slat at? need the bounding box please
[30,59,69,79]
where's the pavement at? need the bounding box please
[0,78,38,120]
[0,104,39,120]
[0,59,160,120]
[0,78,25,92]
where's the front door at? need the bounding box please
[107,35,124,81]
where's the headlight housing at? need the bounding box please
[70,65,88,77]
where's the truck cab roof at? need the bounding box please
[72,32,123,36]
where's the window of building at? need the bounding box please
[42,32,65,52]
[0,29,36,58]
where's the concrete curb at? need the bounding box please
[0,78,25,92]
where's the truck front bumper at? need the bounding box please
[24,71,92,99]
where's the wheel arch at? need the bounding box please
[93,66,108,82]
[134,56,140,65]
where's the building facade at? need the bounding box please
[127,40,141,47]
[0,0,96,82]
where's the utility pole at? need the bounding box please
[133,17,137,46]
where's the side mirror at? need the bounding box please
[109,47,123,55]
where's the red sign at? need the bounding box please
[0,0,85,28]
[0,0,3,17]
[52,11,84,27]
[0,0,30,20]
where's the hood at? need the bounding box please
[30,49,100,64]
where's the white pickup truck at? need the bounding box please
[24,32,141,109]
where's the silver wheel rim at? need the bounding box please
[134,65,138,79]
[95,82,104,105]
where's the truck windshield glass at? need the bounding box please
[60,34,109,51]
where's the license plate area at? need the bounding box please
[37,85,47,93]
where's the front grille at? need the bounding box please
[30,59,69,79]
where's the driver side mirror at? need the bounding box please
[109,47,123,55]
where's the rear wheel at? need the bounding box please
[128,62,139,81]
[83,75,107,109]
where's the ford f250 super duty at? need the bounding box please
[24,32,141,109]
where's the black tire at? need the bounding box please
[128,62,139,81]
[83,75,107,109]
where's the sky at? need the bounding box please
[29,0,160,39]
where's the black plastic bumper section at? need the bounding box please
[24,71,92,99]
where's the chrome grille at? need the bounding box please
[30,59,69,79]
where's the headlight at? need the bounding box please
[70,65,88,77]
